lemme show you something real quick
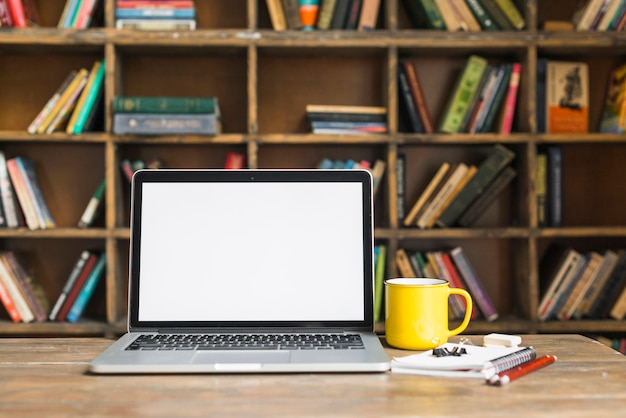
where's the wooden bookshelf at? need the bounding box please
[0,0,625,337]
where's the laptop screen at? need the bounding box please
[128,169,374,330]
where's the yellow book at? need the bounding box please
[36,68,88,134]
[67,61,101,134]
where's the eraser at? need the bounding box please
[483,333,522,348]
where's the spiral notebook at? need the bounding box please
[391,344,536,379]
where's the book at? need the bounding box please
[66,252,106,323]
[391,343,532,378]
[0,151,19,228]
[536,148,547,227]
[536,58,547,133]
[44,71,89,134]
[457,165,516,227]
[401,0,446,30]
[48,250,94,321]
[599,63,626,133]
[401,60,434,133]
[70,59,106,134]
[36,68,89,134]
[464,0,499,30]
[538,246,583,321]
[330,0,351,28]
[417,163,469,229]
[67,60,102,134]
[476,63,512,133]
[395,248,417,277]
[15,157,56,229]
[344,0,363,29]
[373,243,386,323]
[266,0,287,30]
[586,250,626,319]
[0,251,34,322]
[546,61,589,133]
[0,267,20,322]
[497,62,522,134]
[436,144,515,228]
[425,164,477,229]
[2,252,49,322]
[0,0,13,26]
[113,96,219,114]
[477,0,513,30]
[403,162,451,227]
[115,7,195,19]
[440,251,479,319]
[115,18,197,30]
[357,0,380,30]
[609,278,626,320]
[73,0,99,29]
[591,254,626,319]
[113,112,221,135]
[449,0,481,31]
[396,152,406,223]
[492,0,525,29]
[546,145,562,227]
[316,0,336,29]
[6,157,41,230]
[434,0,463,31]
[597,0,624,30]
[224,152,246,169]
[557,251,603,320]
[370,158,386,197]
[438,54,488,133]
[27,70,77,134]
[573,249,619,319]
[56,251,100,322]
[6,0,26,27]
[281,0,302,29]
[398,64,424,133]
[429,251,465,319]
[78,177,105,228]
[449,246,498,321]
[572,0,606,30]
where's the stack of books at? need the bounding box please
[112,96,222,135]
[317,157,386,197]
[57,0,100,29]
[306,104,388,135]
[115,0,197,31]
[539,245,626,322]
[267,0,382,31]
[0,251,49,323]
[0,151,56,230]
[570,0,626,31]
[402,0,525,31]
[28,60,106,135]
[394,246,498,322]
[437,54,522,135]
[48,250,107,323]
[402,144,516,229]
[0,0,40,27]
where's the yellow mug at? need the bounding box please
[385,278,473,350]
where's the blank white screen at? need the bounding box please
[137,182,365,321]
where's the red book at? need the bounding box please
[402,61,434,133]
[0,275,21,322]
[6,0,26,27]
[56,252,98,322]
[441,251,479,320]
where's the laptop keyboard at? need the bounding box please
[126,333,365,351]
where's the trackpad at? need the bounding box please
[192,351,291,365]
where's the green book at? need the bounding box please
[438,55,488,134]
[113,96,219,114]
[402,0,446,30]
[73,59,106,134]
[465,0,499,30]
[435,144,515,227]
[493,0,525,30]
[78,177,105,228]
[477,0,514,30]
[374,244,386,323]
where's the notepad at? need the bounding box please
[391,343,534,379]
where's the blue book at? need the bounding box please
[66,253,106,323]
[115,8,196,19]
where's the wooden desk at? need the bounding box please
[1,334,625,416]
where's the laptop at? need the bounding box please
[89,168,390,373]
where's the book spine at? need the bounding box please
[436,144,514,227]
[345,0,363,29]
[492,0,525,29]
[6,0,26,27]
[115,8,196,19]
[115,18,197,30]
[330,0,350,28]
[450,246,498,321]
[16,158,56,229]
[536,58,547,133]
[113,113,220,135]
[465,0,498,30]
[2,252,47,322]
[266,0,287,30]
[113,96,218,114]
[373,244,386,323]
[0,0,13,26]
[73,0,98,29]
[577,250,619,318]
[73,60,106,134]
[479,63,513,133]
[6,159,39,230]
[281,0,303,28]
[36,69,89,134]
[476,0,513,29]
[45,74,89,134]
[0,253,34,322]
[49,251,92,321]
[457,165,516,227]
[316,0,337,29]
[498,62,521,134]
[398,66,424,133]
[441,252,478,319]
[0,272,20,322]
[402,61,434,133]
[395,248,417,277]
[357,0,381,31]
[78,178,105,228]
[66,253,106,323]
[438,55,488,133]
[67,60,101,134]
[417,163,469,229]
[28,71,77,134]
[546,146,562,227]
[0,151,18,228]
[403,162,450,227]
[434,0,461,31]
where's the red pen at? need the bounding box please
[487,354,557,386]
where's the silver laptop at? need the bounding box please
[89,169,390,373]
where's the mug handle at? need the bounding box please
[447,288,473,338]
